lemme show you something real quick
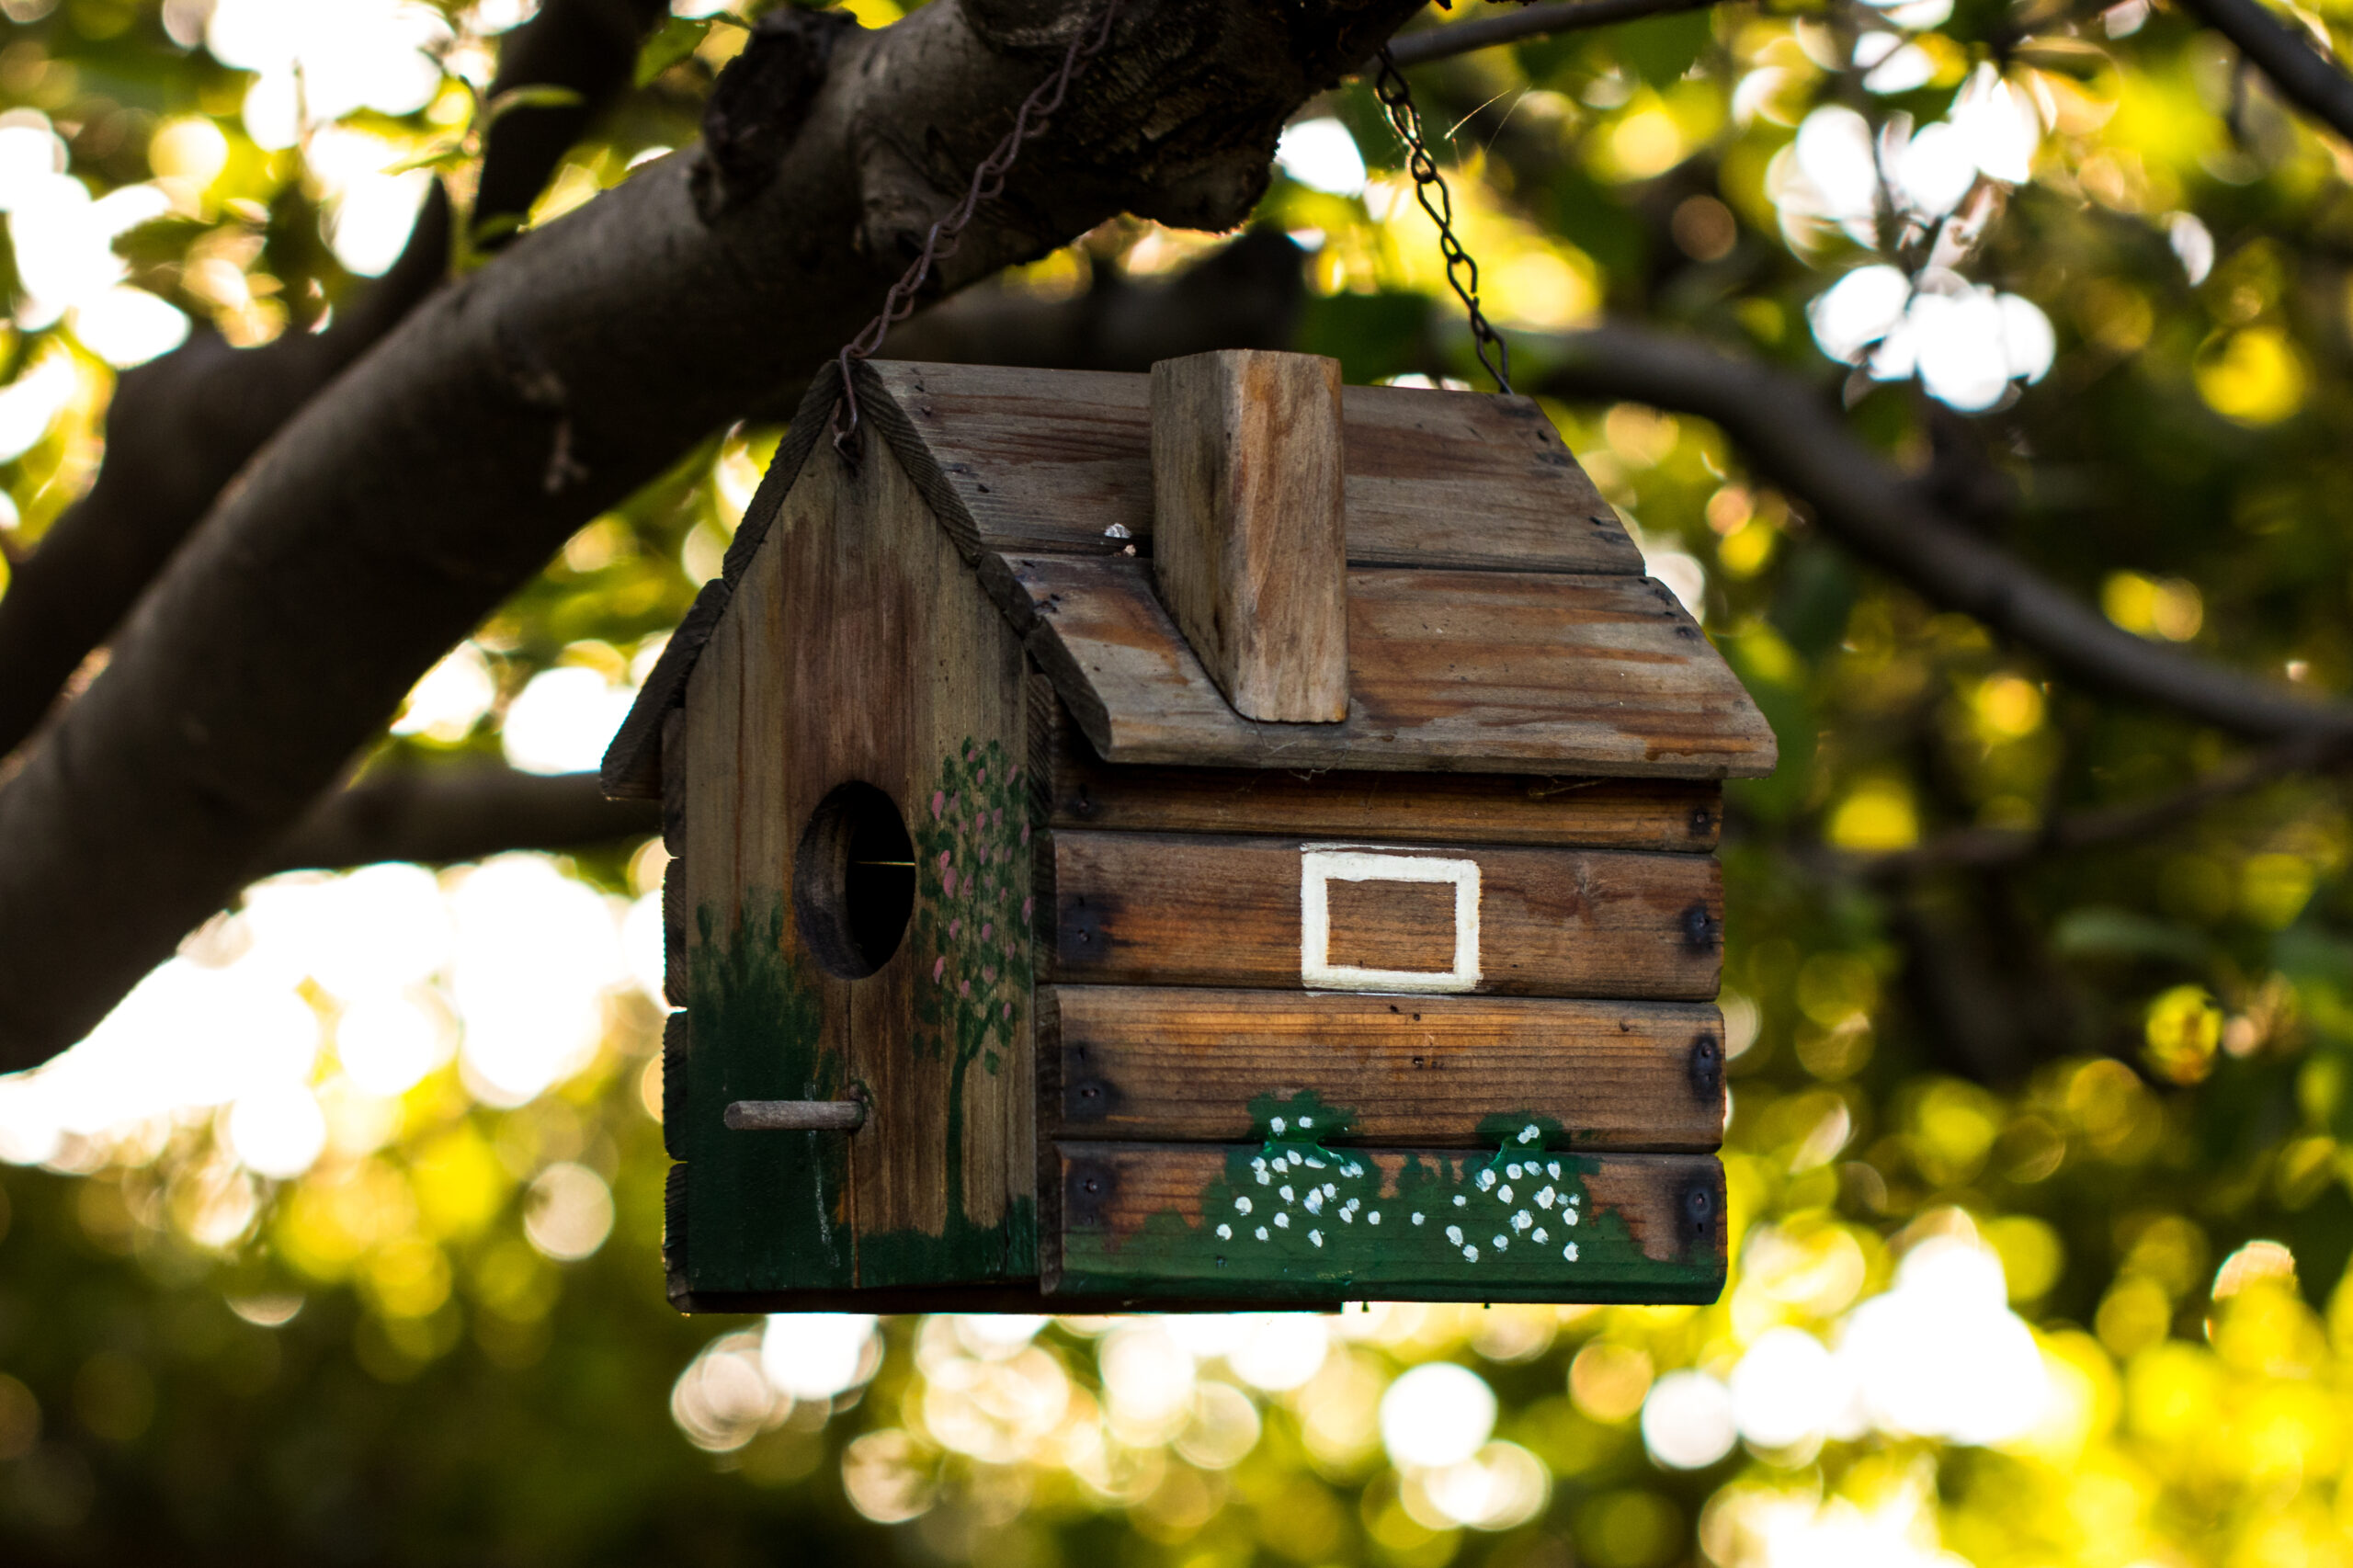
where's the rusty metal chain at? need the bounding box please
[831,0,1127,456]
[1372,44,1513,395]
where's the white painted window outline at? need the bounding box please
[1299,846,1482,994]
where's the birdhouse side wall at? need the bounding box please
[666,437,1034,1302]
[1026,698,1729,1302]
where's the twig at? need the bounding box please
[2177,0,2353,145]
[1381,0,1725,69]
[1858,734,2352,878]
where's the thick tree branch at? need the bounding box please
[0,0,1423,1069]
[0,0,670,765]
[263,767,655,875]
[1539,325,2353,744]
[1383,0,1722,68]
[2177,0,2353,146]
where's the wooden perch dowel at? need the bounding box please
[723,1100,868,1132]
[1150,349,1350,722]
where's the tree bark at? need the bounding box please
[0,0,672,765]
[0,0,1419,1069]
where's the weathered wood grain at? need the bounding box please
[1041,830,1722,999]
[1044,986,1726,1149]
[1151,350,1349,722]
[679,436,1037,1295]
[864,360,1643,574]
[1036,699,1722,849]
[1046,1142,1725,1303]
[768,437,1035,1284]
[1014,552,1778,779]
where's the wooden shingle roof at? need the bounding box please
[603,360,1776,800]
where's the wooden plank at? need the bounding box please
[1039,702,1722,850]
[677,462,856,1294]
[863,360,1643,574]
[1041,830,1722,1000]
[1015,553,1777,779]
[767,435,1036,1288]
[1045,986,1726,1149]
[1152,350,1349,722]
[1046,1142,1725,1303]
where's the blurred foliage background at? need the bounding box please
[7,0,2353,1563]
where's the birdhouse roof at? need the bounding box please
[604,360,1775,800]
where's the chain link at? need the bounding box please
[831,0,1127,456]
[1372,45,1513,395]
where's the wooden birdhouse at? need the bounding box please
[603,350,1775,1313]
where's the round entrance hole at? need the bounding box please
[792,782,915,979]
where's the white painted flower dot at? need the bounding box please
[1299,1116,1314,1129]
[1498,1185,1514,1204]
[1547,1162,1563,1179]
[1323,1183,1337,1199]
[1311,1229,1324,1247]
[1446,1225,1464,1245]
[1537,1187,1555,1209]
[1340,1208,1354,1223]
[1305,1155,1327,1169]
[1475,1169,1496,1191]
[1304,1191,1324,1215]
[1235,1196,1253,1214]
[1370,1211,1381,1226]
[1280,1186,1295,1202]
[1533,1227,1548,1244]
[1493,1234,1508,1251]
[1454,1195,1468,1208]
[1256,1170,1270,1186]
[1462,1244,1480,1262]
[1512,1210,1532,1233]
[1506,1163,1523,1180]
[1564,1208,1579,1227]
[1519,1123,1540,1144]
[1217,1223,1233,1240]
[1270,1117,1288,1134]
[1563,1242,1578,1262]
[1411,1212,1425,1225]
[1256,1225,1269,1241]
[1274,1212,1290,1229]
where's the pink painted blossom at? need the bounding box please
[932,956,946,982]
[1021,897,1034,919]
[931,790,945,819]
[1020,823,1031,846]
[949,918,961,938]
[977,845,991,865]
[977,766,987,784]
[983,966,996,983]
[980,922,993,941]
[965,744,976,763]
[992,807,1004,830]
[943,868,958,896]
[938,849,951,870]
[1003,1002,1013,1019]
[960,980,971,997]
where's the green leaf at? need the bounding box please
[483,84,586,127]
[634,16,713,87]
[385,142,472,176]
[1611,7,1711,90]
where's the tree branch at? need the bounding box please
[0,0,671,765]
[1538,325,2353,744]
[262,767,655,875]
[1856,735,2347,879]
[1382,0,1723,69]
[0,0,1424,1069]
[2177,0,2353,146]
